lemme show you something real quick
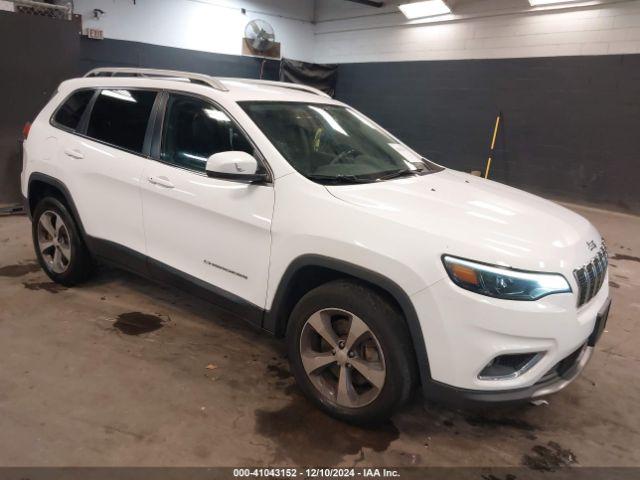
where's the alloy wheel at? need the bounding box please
[37,210,71,274]
[299,308,386,408]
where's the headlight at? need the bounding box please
[442,255,571,301]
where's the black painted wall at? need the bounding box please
[78,37,280,80]
[2,14,638,213]
[0,30,280,205]
[0,12,80,204]
[335,56,640,213]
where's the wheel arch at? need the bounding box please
[27,173,87,238]
[264,254,431,385]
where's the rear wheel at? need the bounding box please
[32,197,93,286]
[287,279,415,423]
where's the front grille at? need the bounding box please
[573,243,608,307]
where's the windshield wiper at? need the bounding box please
[376,168,421,181]
[307,174,374,184]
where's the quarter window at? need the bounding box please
[53,89,94,131]
[86,89,157,154]
[161,94,253,173]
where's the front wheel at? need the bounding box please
[286,280,415,423]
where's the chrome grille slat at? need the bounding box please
[599,250,608,289]
[576,268,587,305]
[585,263,594,302]
[595,252,605,293]
[573,243,608,307]
[593,256,602,295]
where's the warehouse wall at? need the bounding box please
[78,37,280,80]
[0,12,81,205]
[314,0,640,63]
[2,0,639,212]
[336,54,640,212]
[317,0,640,212]
[75,0,315,62]
[0,4,285,206]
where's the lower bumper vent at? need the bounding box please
[478,352,543,380]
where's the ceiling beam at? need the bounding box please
[344,0,384,7]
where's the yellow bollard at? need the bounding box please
[484,113,502,179]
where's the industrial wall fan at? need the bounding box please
[243,19,280,58]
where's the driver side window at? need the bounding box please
[161,94,253,173]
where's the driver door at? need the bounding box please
[140,92,274,318]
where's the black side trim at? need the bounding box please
[27,173,87,237]
[84,236,149,277]
[26,175,264,329]
[424,379,541,405]
[424,347,587,406]
[22,195,30,220]
[86,236,264,328]
[264,254,432,387]
[147,256,264,327]
[205,170,269,183]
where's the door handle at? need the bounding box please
[64,148,84,159]
[148,176,175,189]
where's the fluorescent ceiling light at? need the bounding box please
[101,90,137,103]
[204,108,230,122]
[309,106,348,136]
[528,0,581,5]
[399,0,451,19]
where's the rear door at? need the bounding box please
[59,88,157,260]
[140,92,274,316]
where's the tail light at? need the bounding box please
[22,121,32,140]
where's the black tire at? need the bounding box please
[286,279,415,424]
[32,196,93,286]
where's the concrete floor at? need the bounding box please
[0,203,639,469]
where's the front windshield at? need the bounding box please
[240,101,443,184]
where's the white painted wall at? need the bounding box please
[0,0,15,13]
[72,0,640,64]
[314,0,640,63]
[75,0,315,61]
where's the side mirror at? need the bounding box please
[205,151,268,183]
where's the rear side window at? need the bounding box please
[86,89,157,153]
[53,90,94,131]
[160,94,253,172]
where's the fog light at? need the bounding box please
[478,352,543,380]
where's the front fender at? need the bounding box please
[264,252,433,386]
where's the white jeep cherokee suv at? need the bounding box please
[21,68,611,423]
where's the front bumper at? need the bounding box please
[412,274,610,402]
[424,342,594,404]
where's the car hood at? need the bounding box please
[325,169,602,272]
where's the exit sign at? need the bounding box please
[85,28,104,40]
